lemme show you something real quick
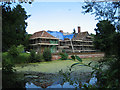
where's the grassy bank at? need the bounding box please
[15,57,101,74]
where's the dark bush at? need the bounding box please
[36,53,44,62]
[29,50,36,63]
[43,48,52,61]
[29,50,44,63]
[96,57,120,88]
[2,56,15,73]
[2,73,25,88]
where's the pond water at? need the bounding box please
[3,72,97,89]
[26,82,78,88]
[25,78,96,89]
[25,73,97,89]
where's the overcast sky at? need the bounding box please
[20,1,98,34]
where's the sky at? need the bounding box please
[20,1,99,34]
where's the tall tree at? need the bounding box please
[2,3,30,52]
[82,1,120,56]
[94,20,116,56]
[81,2,120,87]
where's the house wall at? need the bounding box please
[30,38,59,53]
[59,39,96,53]
[52,52,104,60]
[30,30,96,53]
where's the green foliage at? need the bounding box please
[75,56,82,62]
[95,57,120,88]
[43,48,52,61]
[3,51,30,64]
[29,50,44,63]
[23,34,32,51]
[71,55,75,61]
[8,45,19,57]
[14,53,30,64]
[71,55,82,62]
[8,45,25,57]
[70,55,97,71]
[82,2,120,31]
[94,20,115,56]
[59,50,68,60]
[112,32,120,57]
[2,4,30,52]
[2,55,15,73]
[82,5,120,88]
[70,63,79,69]
[35,53,44,62]
[7,45,30,64]
[16,44,24,53]
[39,53,44,62]
[59,53,68,60]
[29,50,36,63]
[70,55,120,88]
[82,3,120,87]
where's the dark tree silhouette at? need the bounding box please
[2,3,30,51]
[94,20,116,56]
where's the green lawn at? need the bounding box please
[15,57,100,74]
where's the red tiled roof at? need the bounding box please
[30,30,57,39]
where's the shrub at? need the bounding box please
[29,50,36,63]
[16,44,25,53]
[3,52,30,64]
[14,53,30,64]
[43,48,52,61]
[59,52,68,60]
[8,45,19,57]
[40,53,44,62]
[7,45,29,64]
[35,53,44,62]
[29,50,44,63]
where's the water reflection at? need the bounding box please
[2,72,98,89]
[26,82,78,88]
[25,73,98,89]
[25,73,79,88]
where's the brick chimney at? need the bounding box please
[78,26,81,33]
[59,30,63,33]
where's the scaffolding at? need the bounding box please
[50,45,57,53]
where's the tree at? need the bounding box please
[81,2,120,88]
[94,20,116,56]
[82,1,120,31]
[23,34,32,51]
[2,3,30,52]
[73,28,76,34]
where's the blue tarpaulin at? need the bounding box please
[47,31,74,40]
[64,34,74,40]
[47,31,64,40]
